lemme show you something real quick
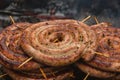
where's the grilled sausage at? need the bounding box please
[20,19,97,66]
[88,23,120,72]
[0,23,40,71]
[75,62,116,78]
[3,67,73,80]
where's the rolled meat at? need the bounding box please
[75,61,116,78]
[87,23,120,72]
[3,67,73,80]
[20,19,97,66]
[0,23,40,71]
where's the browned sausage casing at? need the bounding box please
[88,23,120,72]
[3,67,73,80]
[20,19,97,66]
[0,23,40,71]
[75,62,116,78]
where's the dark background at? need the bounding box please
[0,0,120,28]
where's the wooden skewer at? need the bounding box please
[81,16,91,23]
[0,74,7,78]
[9,16,15,24]
[81,16,109,58]
[69,72,75,78]
[18,57,33,68]
[94,16,99,24]
[53,39,58,43]
[80,40,92,57]
[50,71,56,77]
[94,51,109,57]
[18,39,59,68]
[92,17,109,57]
[83,72,89,80]
[40,67,48,80]
[9,15,34,68]
[83,40,109,57]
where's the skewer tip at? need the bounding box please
[81,16,91,23]
[18,57,33,68]
[0,74,7,78]
[40,67,48,80]
[83,72,89,80]
[9,16,15,24]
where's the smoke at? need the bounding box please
[65,0,120,27]
[0,0,120,28]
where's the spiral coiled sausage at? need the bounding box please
[20,20,97,66]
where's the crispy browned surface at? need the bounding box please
[91,23,120,41]
[87,23,120,72]
[20,19,97,66]
[2,21,120,79]
[3,67,73,80]
[15,65,72,79]
[75,62,116,78]
[91,22,111,28]
[0,23,40,71]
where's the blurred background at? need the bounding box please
[0,0,120,28]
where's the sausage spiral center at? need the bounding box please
[20,20,97,66]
